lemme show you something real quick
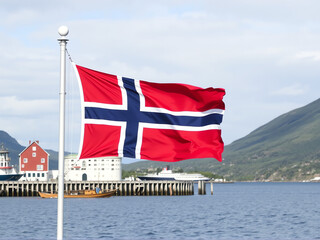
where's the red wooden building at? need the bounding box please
[19,141,49,181]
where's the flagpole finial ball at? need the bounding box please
[58,26,69,36]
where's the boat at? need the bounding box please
[137,167,210,181]
[38,188,117,198]
[0,144,24,181]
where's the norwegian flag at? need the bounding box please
[73,64,225,162]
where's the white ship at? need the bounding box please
[138,167,210,181]
[0,144,23,181]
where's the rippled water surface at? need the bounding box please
[1,182,319,239]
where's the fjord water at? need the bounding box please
[1,183,319,240]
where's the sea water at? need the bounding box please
[0,182,319,240]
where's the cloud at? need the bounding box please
[270,84,309,97]
[0,96,58,148]
[1,1,320,152]
[294,51,320,61]
[0,96,57,117]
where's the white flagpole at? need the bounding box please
[57,25,69,240]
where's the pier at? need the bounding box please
[0,180,194,197]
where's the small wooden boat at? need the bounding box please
[38,189,117,198]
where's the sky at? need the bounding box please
[1,0,320,156]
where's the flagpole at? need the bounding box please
[57,25,69,240]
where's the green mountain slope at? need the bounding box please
[123,98,320,181]
[221,98,320,181]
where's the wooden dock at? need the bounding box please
[0,180,195,197]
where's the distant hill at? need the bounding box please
[123,98,320,181]
[0,130,58,169]
[221,98,320,181]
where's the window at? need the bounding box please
[33,173,35,177]
[32,152,36,157]
[42,173,45,177]
[41,158,45,163]
[32,146,36,151]
[37,165,43,170]
[23,158,28,163]
[28,173,31,177]
[21,164,24,168]
[37,173,40,177]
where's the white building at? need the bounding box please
[64,155,122,181]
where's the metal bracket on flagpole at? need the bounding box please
[57,25,69,240]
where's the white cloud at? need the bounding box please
[270,84,309,97]
[1,1,320,151]
[294,51,320,61]
[0,96,57,116]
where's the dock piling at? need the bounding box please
[0,180,194,197]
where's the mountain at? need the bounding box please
[0,130,58,169]
[221,98,320,181]
[123,98,320,181]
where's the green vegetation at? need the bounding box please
[122,170,139,179]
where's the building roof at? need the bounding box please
[19,141,50,156]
